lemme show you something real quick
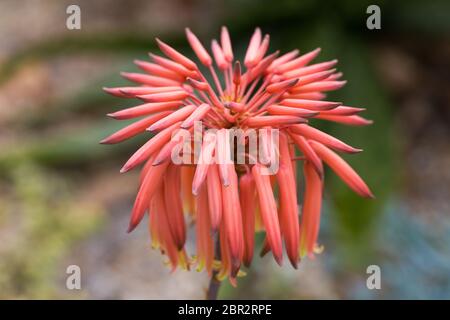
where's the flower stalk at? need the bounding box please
[206,236,222,300]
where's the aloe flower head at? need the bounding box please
[102,26,373,285]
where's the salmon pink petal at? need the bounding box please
[216,129,232,186]
[206,164,222,231]
[290,80,347,94]
[246,115,306,127]
[315,114,373,126]
[266,79,299,93]
[326,72,343,80]
[244,28,262,68]
[252,163,283,265]
[225,101,245,112]
[134,60,185,82]
[185,28,213,66]
[121,72,180,87]
[217,223,233,281]
[266,105,318,118]
[152,128,191,166]
[319,106,365,116]
[192,131,217,195]
[288,131,323,176]
[181,103,211,128]
[120,122,181,173]
[275,48,321,73]
[290,124,362,153]
[221,164,244,267]
[309,141,374,198]
[291,69,336,87]
[107,101,181,120]
[299,161,323,257]
[164,164,186,249]
[195,184,214,273]
[280,99,341,110]
[252,34,270,67]
[239,172,256,267]
[148,197,160,249]
[152,185,180,269]
[103,87,129,98]
[181,166,196,215]
[282,59,338,79]
[155,38,197,70]
[267,49,299,73]
[128,160,169,232]
[220,26,234,62]
[287,92,327,100]
[100,111,171,144]
[276,133,300,267]
[120,86,183,97]
[138,90,189,103]
[186,77,209,91]
[150,53,199,78]
[211,40,228,70]
[247,51,279,81]
[148,105,196,131]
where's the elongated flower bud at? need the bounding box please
[128,159,169,232]
[100,111,171,144]
[107,101,181,120]
[164,164,186,249]
[148,105,196,131]
[252,163,283,265]
[186,28,213,67]
[195,184,214,273]
[120,122,181,173]
[181,103,211,128]
[244,28,262,68]
[211,40,228,70]
[206,164,222,231]
[275,48,321,73]
[222,164,244,267]
[299,161,323,257]
[239,172,256,267]
[192,131,216,195]
[156,38,198,70]
[310,141,374,198]
[277,133,300,267]
[220,26,234,62]
[121,72,180,87]
[290,124,362,153]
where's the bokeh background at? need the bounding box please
[1,0,449,299]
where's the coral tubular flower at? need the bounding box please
[102,26,374,285]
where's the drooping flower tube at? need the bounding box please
[102,26,373,285]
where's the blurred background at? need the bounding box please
[1,0,449,299]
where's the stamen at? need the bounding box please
[209,65,224,98]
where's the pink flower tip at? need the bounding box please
[99,138,109,144]
[119,165,130,174]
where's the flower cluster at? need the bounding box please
[102,27,373,285]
